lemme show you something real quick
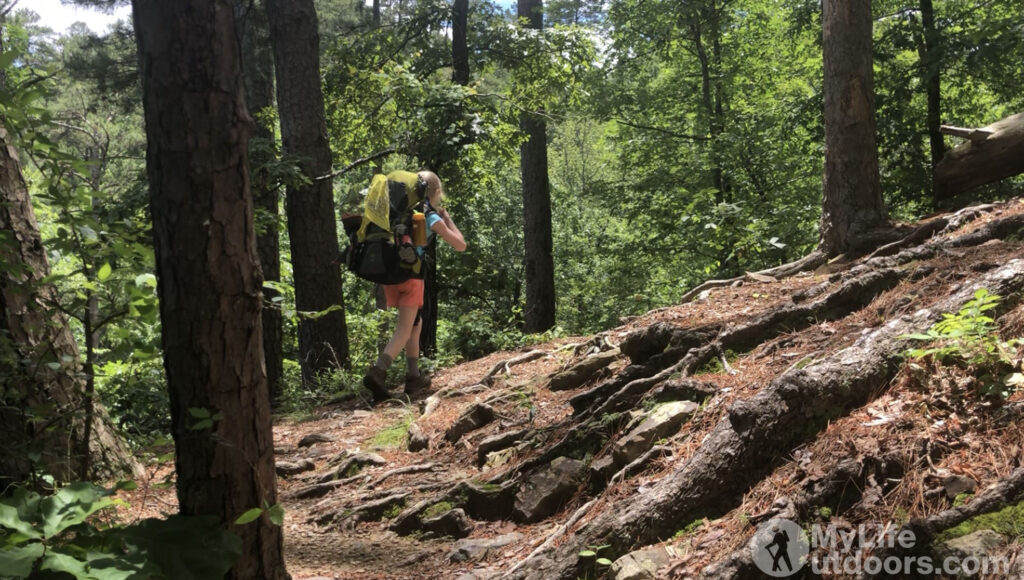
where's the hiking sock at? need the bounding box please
[406,357,419,377]
[374,353,394,371]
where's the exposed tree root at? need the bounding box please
[500,259,1024,580]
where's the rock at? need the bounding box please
[937,530,1007,562]
[273,446,291,455]
[477,429,529,466]
[420,507,474,539]
[548,348,621,391]
[609,546,672,580]
[448,532,524,562]
[317,452,386,483]
[275,458,315,477]
[513,456,585,523]
[297,433,335,448]
[943,475,978,500]
[334,492,409,530]
[613,401,699,465]
[588,455,618,489]
[648,378,718,404]
[408,422,429,452]
[445,403,495,444]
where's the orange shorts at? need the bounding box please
[383,278,424,308]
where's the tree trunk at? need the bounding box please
[918,0,944,182]
[265,0,350,381]
[452,0,469,86]
[0,124,140,486]
[934,112,1024,200]
[131,1,287,578]
[518,0,556,334]
[237,0,284,405]
[819,0,888,257]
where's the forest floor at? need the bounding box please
[116,199,1024,579]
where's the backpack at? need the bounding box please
[342,170,430,285]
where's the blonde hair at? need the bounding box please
[418,171,444,204]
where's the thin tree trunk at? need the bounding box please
[238,0,284,405]
[819,0,888,257]
[131,1,287,577]
[518,0,556,334]
[918,0,944,201]
[266,0,350,381]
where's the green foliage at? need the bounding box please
[902,288,1022,398]
[577,543,614,574]
[421,501,454,520]
[935,498,1024,543]
[0,482,241,580]
[368,413,415,450]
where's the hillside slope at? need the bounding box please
[122,199,1024,579]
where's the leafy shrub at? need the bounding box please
[0,482,241,580]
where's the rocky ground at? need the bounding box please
[119,199,1024,579]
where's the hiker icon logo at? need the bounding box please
[750,518,809,577]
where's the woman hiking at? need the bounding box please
[362,170,466,404]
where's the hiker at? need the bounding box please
[362,170,466,403]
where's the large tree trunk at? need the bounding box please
[0,124,140,486]
[452,0,470,86]
[518,0,556,334]
[131,1,287,578]
[819,0,888,257]
[237,0,284,405]
[265,0,350,381]
[934,112,1024,200]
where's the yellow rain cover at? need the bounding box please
[358,174,391,240]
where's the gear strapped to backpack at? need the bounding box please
[342,170,432,285]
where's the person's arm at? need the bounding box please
[430,208,466,251]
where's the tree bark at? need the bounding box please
[918,0,944,181]
[131,1,287,578]
[518,0,556,334]
[934,112,1024,199]
[452,0,470,86]
[265,0,350,381]
[237,0,284,405]
[0,123,140,486]
[819,0,888,257]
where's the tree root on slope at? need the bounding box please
[499,258,1024,580]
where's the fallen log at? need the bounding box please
[501,259,1024,580]
[934,112,1024,199]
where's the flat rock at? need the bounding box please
[548,348,621,391]
[448,532,524,562]
[297,433,336,448]
[317,452,386,483]
[477,429,528,466]
[609,546,672,580]
[445,403,495,444]
[275,459,315,477]
[420,507,474,539]
[513,456,584,523]
[938,530,1007,561]
[613,401,699,465]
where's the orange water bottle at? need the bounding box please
[411,212,427,246]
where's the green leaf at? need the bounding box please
[97,263,113,282]
[596,557,614,566]
[188,407,211,419]
[38,482,116,538]
[266,503,285,526]
[40,549,92,577]
[578,550,596,558]
[234,508,263,525]
[115,515,242,580]
[0,489,43,540]
[135,273,157,288]
[0,541,44,577]
[190,419,213,431]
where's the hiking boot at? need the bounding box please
[403,374,432,396]
[362,366,390,404]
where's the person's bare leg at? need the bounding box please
[364,305,418,403]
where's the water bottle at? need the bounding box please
[412,212,427,246]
